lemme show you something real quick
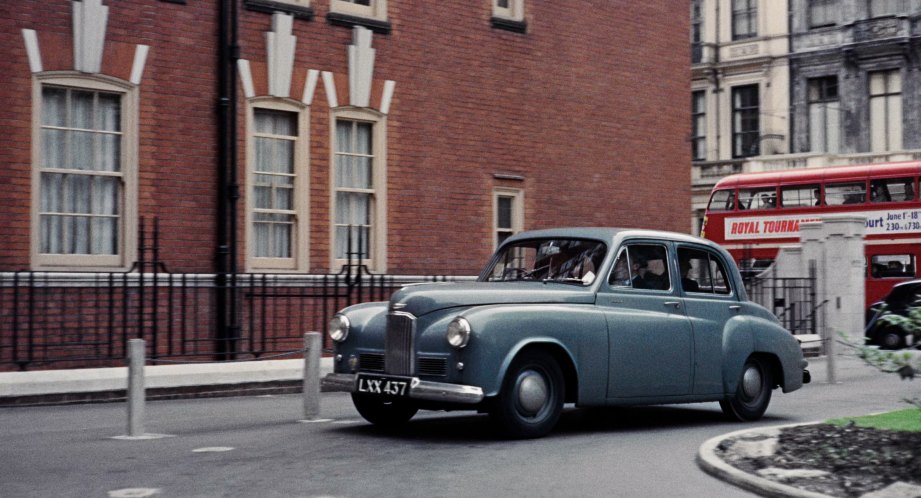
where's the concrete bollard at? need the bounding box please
[303,332,322,420]
[127,339,146,437]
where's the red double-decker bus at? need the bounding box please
[701,161,921,307]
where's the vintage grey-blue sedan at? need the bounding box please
[322,228,810,438]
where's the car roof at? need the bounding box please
[503,227,718,249]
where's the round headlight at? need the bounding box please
[329,314,350,343]
[446,317,471,349]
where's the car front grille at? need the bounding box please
[385,311,415,375]
[359,353,384,372]
[417,357,448,377]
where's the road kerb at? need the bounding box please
[696,423,832,498]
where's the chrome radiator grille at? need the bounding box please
[384,311,415,375]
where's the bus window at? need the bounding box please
[738,187,777,210]
[707,189,735,211]
[825,182,866,205]
[870,254,916,279]
[739,258,774,279]
[781,184,820,208]
[871,177,915,203]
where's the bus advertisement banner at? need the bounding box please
[723,208,921,240]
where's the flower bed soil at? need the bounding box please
[726,423,921,497]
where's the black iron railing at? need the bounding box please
[0,220,463,371]
[743,263,822,337]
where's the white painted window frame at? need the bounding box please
[330,107,387,272]
[493,0,525,21]
[494,187,524,249]
[330,0,387,22]
[245,98,311,272]
[31,74,138,271]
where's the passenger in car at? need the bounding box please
[630,256,653,289]
[680,259,701,292]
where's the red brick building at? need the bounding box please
[0,0,693,369]
[1,0,691,276]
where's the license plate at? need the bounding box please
[356,374,412,397]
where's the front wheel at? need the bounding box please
[876,327,905,350]
[720,356,773,422]
[490,350,565,439]
[351,393,418,428]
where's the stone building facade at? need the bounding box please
[691,0,921,233]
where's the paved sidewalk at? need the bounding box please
[0,357,334,406]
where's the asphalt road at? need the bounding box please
[1,352,917,498]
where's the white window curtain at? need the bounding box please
[253,109,297,258]
[809,102,840,153]
[40,87,121,255]
[334,120,373,260]
[869,71,902,152]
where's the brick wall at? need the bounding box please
[1,0,690,276]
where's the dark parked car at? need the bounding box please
[322,228,810,438]
[865,279,921,349]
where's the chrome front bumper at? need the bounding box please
[322,373,485,404]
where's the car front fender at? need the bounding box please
[458,304,607,403]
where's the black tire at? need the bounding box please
[490,350,565,439]
[720,356,773,422]
[877,327,904,350]
[351,393,418,428]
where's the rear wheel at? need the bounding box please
[720,356,772,422]
[490,350,565,439]
[351,393,418,428]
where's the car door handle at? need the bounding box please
[663,301,681,309]
[729,305,742,311]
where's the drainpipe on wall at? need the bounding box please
[713,0,721,159]
[216,0,240,359]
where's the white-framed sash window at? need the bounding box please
[32,75,138,270]
[331,109,387,271]
[330,0,387,22]
[493,0,524,21]
[246,100,310,271]
[494,188,523,248]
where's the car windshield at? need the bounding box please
[483,238,607,285]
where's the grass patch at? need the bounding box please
[828,408,921,432]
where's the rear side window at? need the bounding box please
[678,247,732,295]
[707,189,735,211]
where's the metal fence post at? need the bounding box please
[303,332,321,420]
[127,338,146,437]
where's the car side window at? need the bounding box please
[678,247,732,295]
[608,244,670,290]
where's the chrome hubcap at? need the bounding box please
[517,371,549,415]
[741,366,763,399]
